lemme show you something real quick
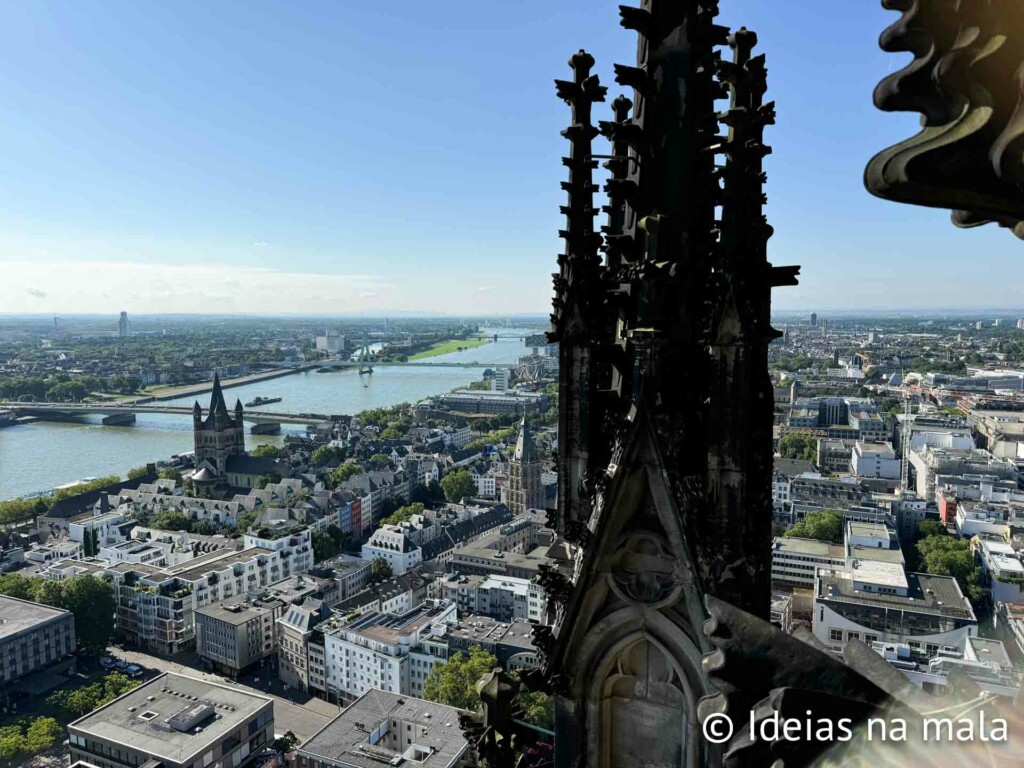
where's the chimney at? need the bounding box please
[99,492,110,515]
[146,462,157,477]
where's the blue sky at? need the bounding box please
[0,0,1019,315]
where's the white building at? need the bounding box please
[321,600,457,702]
[315,329,345,354]
[813,563,977,659]
[243,526,314,575]
[851,441,900,479]
[440,573,548,623]
[769,538,845,589]
[361,525,423,574]
[975,538,1024,605]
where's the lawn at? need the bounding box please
[408,337,491,360]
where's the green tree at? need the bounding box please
[48,673,141,717]
[369,557,393,584]
[380,427,402,440]
[382,502,425,526]
[272,731,299,755]
[127,465,150,480]
[32,578,65,608]
[61,574,117,654]
[23,717,63,752]
[311,444,347,466]
[157,467,183,482]
[330,462,364,485]
[422,646,498,711]
[778,433,818,463]
[326,524,347,549]
[0,572,36,601]
[251,444,281,458]
[783,509,844,543]
[312,530,340,563]
[369,453,392,469]
[440,469,476,503]
[917,535,984,603]
[254,473,282,490]
[516,690,554,731]
[917,519,948,539]
[0,726,25,760]
[151,510,194,532]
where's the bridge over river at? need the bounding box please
[1,402,329,434]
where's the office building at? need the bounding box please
[851,441,900,479]
[813,564,977,658]
[69,672,273,768]
[0,595,76,686]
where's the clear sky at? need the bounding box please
[1,0,1020,316]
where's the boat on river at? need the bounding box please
[244,396,282,407]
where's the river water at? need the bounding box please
[0,328,537,499]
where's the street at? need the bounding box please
[107,647,338,741]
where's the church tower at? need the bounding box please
[191,373,245,495]
[508,416,544,514]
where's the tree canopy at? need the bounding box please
[778,433,818,463]
[369,557,393,584]
[917,534,984,603]
[783,509,844,544]
[251,444,281,458]
[440,469,476,503]
[48,673,141,717]
[311,444,347,466]
[0,573,115,654]
[381,502,424,526]
[423,646,498,711]
[312,530,341,563]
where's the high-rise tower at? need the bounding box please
[507,417,544,514]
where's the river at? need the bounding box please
[0,328,539,499]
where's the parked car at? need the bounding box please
[100,656,117,669]
[113,660,129,672]
[125,664,144,678]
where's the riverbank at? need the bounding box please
[408,337,490,361]
[129,360,332,403]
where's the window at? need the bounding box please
[829,629,843,642]
[138,711,159,721]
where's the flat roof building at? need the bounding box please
[0,594,76,687]
[69,671,274,768]
[195,596,284,677]
[297,689,468,768]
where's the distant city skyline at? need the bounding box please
[2,2,1024,315]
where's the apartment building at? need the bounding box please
[439,573,547,623]
[242,526,314,575]
[361,525,423,575]
[321,600,457,702]
[276,598,331,692]
[195,596,284,677]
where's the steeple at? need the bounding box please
[234,398,244,422]
[512,416,538,464]
[192,400,202,427]
[203,370,230,430]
